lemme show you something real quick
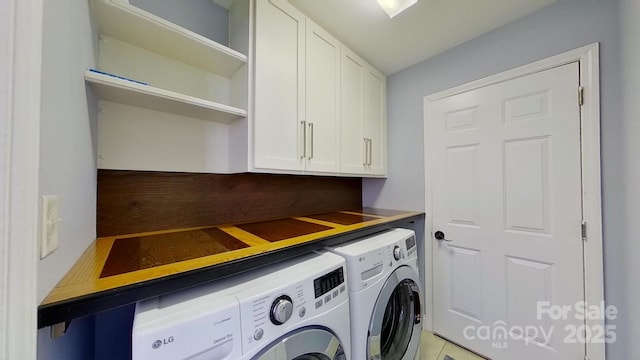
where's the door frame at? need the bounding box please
[0,0,43,358]
[423,43,604,360]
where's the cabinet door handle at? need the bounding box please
[309,122,314,160]
[363,138,368,166]
[365,138,371,166]
[301,121,307,159]
[368,138,373,166]
[364,138,371,166]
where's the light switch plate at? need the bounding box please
[41,195,60,259]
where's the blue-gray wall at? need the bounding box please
[617,0,640,358]
[130,0,229,45]
[37,316,95,360]
[38,0,98,356]
[94,305,135,360]
[37,1,229,359]
[364,0,639,358]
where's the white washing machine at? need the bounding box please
[327,228,422,360]
[132,251,351,360]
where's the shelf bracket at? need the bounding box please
[50,321,71,339]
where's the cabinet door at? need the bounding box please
[364,66,387,176]
[305,20,341,173]
[340,46,366,175]
[253,0,305,171]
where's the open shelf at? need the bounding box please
[90,0,247,77]
[85,70,246,123]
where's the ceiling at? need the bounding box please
[289,0,556,75]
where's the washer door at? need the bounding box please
[368,266,422,360]
[252,326,347,360]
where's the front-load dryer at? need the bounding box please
[327,228,422,360]
[132,251,350,360]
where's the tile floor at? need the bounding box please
[419,331,487,360]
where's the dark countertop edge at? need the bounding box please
[37,213,424,329]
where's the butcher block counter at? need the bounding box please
[38,208,423,328]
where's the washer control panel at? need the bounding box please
[270,295,293,325]
[393,245,402,260]
[238,263,348,356]
[331,229,418,292]
[313,267,344,299]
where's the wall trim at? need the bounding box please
[0,0,43,358]
[423,43,604,360]
[0,0,12,354]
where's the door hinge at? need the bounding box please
[581,220,587,241]
[578,86,584,106]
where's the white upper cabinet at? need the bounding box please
[253,0,342,174]
[304,20,342,174]
[253,0,306,172]
[364,66,387,176]
[340,47,367,175]
[253,0,386,177]
[340,47,387,177]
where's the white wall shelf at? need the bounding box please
[85,70,246,123]
[90,0,247,78]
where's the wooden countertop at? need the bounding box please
[38,208,423,328]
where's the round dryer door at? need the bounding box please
[252,326,347,360]
[368,266,422,360]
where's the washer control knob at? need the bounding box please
[253,328,264,341]
[270,295,293,325]
[393,245,402,261]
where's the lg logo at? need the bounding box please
[152,336,175,350]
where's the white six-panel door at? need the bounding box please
[427,62,585,359]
